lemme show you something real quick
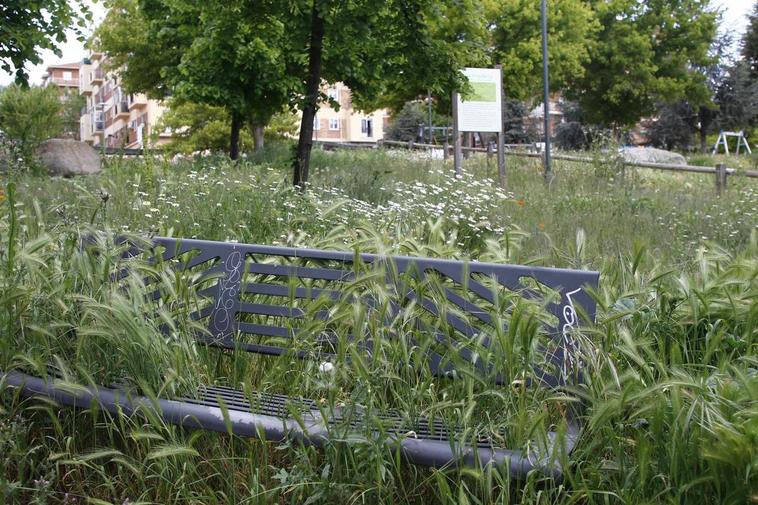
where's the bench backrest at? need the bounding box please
[119,236,599,387]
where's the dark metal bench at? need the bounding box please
[1,236,599,480]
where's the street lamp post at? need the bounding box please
[541,0,552,182]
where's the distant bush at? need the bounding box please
[0,84,63,167]
[385,101,426,142]
[555,121,590,150]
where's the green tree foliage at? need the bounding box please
[713,61,758,134]
[61,91,86,140]
[693,30,734,152]
[1,1,92,85]
[486,0,597,101]
[96,0,297,159]
[569,0,717,127]
[155,99,298,156]
[743,1,758,76]
[94,0,170,99]
[0,85,63,159]
[647,101,697,151]
[291,0,488,186]
[385,102,426,142]
[502,99,536,144]
[154,101,253,156]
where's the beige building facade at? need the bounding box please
[76,60,383,149]
[79,53,170,149]
[311,83,389,143]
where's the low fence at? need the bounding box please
[380,139,758,193]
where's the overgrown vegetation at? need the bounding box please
[1,148,756,504]
[0,85,64,167]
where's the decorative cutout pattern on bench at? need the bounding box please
[114,237,599,387]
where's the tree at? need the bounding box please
[385,102,426,142]
[502,100,535,144]
[95,0,297,159]
[486,0,598,100]
[291,0,488,186]
[647,101,697,151]
[743,1,758,76]
[694,30,733,152]
[0,85,63,159]
[61,91,86,140]
[568,0,717,127]
[553,101,593,150]
[93,0,172,99]
[154,99,297,155]
[154,100,253,156]
[647,31,734,153]
[1,1,91,85]
[713,61,758,134]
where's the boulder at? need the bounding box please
[36,139,101,177]
[620,146,686,166]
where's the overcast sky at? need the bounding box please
[0,0,754,87]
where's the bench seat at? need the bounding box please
[2,369,575,479]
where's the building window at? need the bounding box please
[361,118,373,137]
[63,71,72,81]
[313,116,320,130]
[328,119,340,131]
[327,88,339,102]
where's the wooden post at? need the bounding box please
[715,163,727,195]
[452,91,462,176]
[443,142,450,160]
[495,64,506,189]
[408,140,414,150]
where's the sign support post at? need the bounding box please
[427,90,434,144]
[495,64,506,188]
[452,92,462,176]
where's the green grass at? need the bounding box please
[1,145,756,504]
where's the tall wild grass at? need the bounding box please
[0,148,756,504]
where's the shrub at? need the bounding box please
[0,85,62,167]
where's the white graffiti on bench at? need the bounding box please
[212,248,244,339]
[561,288,582,379]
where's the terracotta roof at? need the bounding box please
[46,62,82,71]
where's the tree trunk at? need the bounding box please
[230,111,241,160]
[252,123,265,152]
[292,2,325,188]
[698,105,710,153]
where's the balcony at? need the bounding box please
[80,79,92,95]
[126,127,138,146]
[91,68,104,85]
[79,114,92,142]
[49,77,79,88]
[116,101,130,119]
[128,94,148,109]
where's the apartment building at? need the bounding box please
[42,62,81,94]
[79,52,170,149]
[312,83,388,143]
[76,55,381,148]
[41,62,84,139]
[526,96,564,137]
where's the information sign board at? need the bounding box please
[456,68,503,133]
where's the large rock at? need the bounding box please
[36,139,101,177]
[620,146,686,165]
